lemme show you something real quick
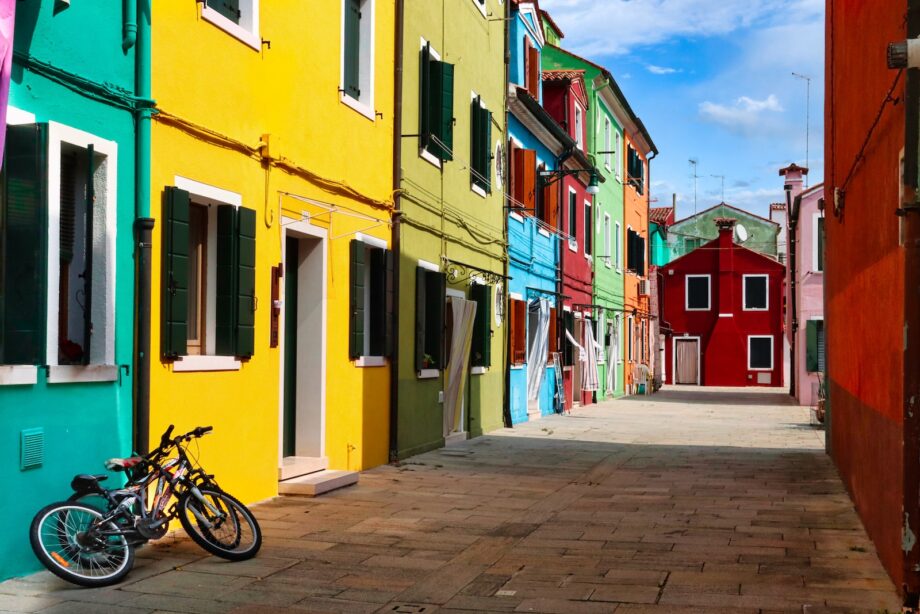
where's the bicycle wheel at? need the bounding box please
[178,489,261,561]
[29,502,134,587]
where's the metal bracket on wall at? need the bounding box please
[443,258,509,286]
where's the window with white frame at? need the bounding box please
[584,201,592,257]
[603,214,611,267]
[743,274,768,311]
[201,0,260,50]
[574,105,584,149]
[341,0,375,118]
[748,335,773,371]
[615,221,622,270]
[604,117,612,170]
[685,274,711,311]
[615,133,622,181]
[568,188,577,250]
[349,236,393,360]
[627,316,634,361]
[616,315,623,363]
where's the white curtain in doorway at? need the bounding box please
[606,315,619,396]
[444,297,477,438]
[597,312,607,363]
[565,329,585,362]
[582,319,599,392]
[526,299,551,401]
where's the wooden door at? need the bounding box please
[675,339,699,385]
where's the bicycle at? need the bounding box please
[29,425,262,587]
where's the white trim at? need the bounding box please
[747,335,774,371]
[356,356,386,367]
[45,122,118,368]
[356,233,387,249]
[671,336,701,386]
[742,274,769,311]
[719,313,733,318]
[471,366,488,375]
[418,259,439,272]
[510,365,524,371]
[813,212,824,272]
[562,305,572,312]
[471,0,487,18]
[603,213,612,268]
[6,106,35,125]
[584,200,592,259]
[174,176,243,207]
[173,356,242,372]
[418,368,439,379]
[339,0,377,121]
[604,116,612,171]
[509,292,524,301]
[615,221,622,271]
[472,184,487,198]
[538,228,551,238]
[510,211,525,223]
[419,38,443,168]
[201,3,261,51]
[615,132,623,182]
[48,365,119,383]
[516,3,546,48]
[0,366,38,386]
[685,274,711,311]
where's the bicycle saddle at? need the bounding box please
[70,474,107,493]
[104,457,144,471]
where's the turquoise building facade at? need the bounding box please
[0,1,141,579]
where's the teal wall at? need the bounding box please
[668,203,780,262]
[0,1,136,580]
[651,222,670,266]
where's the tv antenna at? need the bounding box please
[792,72,811,187]
[689,159,699,214]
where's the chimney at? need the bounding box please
[779,163,809,202]
[714,218,736,313]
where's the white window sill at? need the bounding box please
[719,313,734,318]
[420,148,442,169]
[471,184,487,198]
[568,240,578,252]
[749,368,774,372]
[418,369,439,379]
[356,356,386,368]
[538,228,551,237]
[585,253,592,260]
[743,308,768,312]
[604,260,612,269]
[510,365,524,371]
[48,365,119,384]
[471,366,488,375]
[510,212,525,223]
[173,356,242,372]
[685,308,711,312]
[340,93,377,122]
[0,365,38,386]
[201,6,261,51]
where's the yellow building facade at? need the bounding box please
[150,0,395,504]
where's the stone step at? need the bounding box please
[278,469,358,497]
[278,456,327,480]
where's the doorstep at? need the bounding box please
[278,456,327,481]
[278,469,359,497]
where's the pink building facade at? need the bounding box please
[781,164,825,406]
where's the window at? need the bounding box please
[748,335,774,371]
[615,133,622,181]
[627,316,634,361]
[604,118,612,170]
[342,0,375,118]
[470,284,492,368]
[415,266,446,371]
[596,313,606,364]
[563,310,575,366]
[547,306,557,364]
[627,145,645,195]
[584,201,592,257]
[603,214,611,267]
[685,237,702,252]
[815,215,825,272]
[470,94,492,193]
[522,36,540,98]
[510,298,526,366]
[419,41,454,164]
[685,275,711,311]
[806,320,825,373]
[626,229,646,276]
[349,239,394,360]
[202,0,260,50]
[574,105,583,149]
[510,144,536,211]
[743,274,768,311]
[616,315,623,363]
[162,185,257,360]
[568,189,577,249]
[615,221,622,270]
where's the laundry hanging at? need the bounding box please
[526,298,550,401]
[565,329,586,362]
[582,319,599,392]
[443,297,477,438]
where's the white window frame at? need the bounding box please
[615,133,622,182]
[470,91,489,198]
[574,105,584,149]
[171,176,244,373]
[813,212,824,272]
[747,335,774,371]
[603,213,611,268]
[615,221,622,271]
[472,0,487,17]
[685,274,711,312]
[627,316,634,361]
[584,200,592,259]
[419,38,442,169]
[417,258,440,378]
[340,0,377,121]
[201,0,261,51]
[742,274,769,311]
[567,186,578,252]
[604,117,612,171]
[354,233,387,367]
[45,122,119,384]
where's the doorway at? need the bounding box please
[444,290,471,444]
[674,338,700,385]
[572,317,584,407]
[279,224,327,479]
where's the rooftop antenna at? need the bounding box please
[689,159,699,214]
[792,72,811,187]
[711,174,725,203]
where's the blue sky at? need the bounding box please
[539,0,825,221]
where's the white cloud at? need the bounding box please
[698,94,784,134]
[647,65,679,75]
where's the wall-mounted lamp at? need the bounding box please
[888,39,920,69]
[539,167,602,195]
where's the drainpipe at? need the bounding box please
[388,0,404,463]
[786,185,796,399]
[134,0,154,454]
[501,0,512,428]
[123,0,137,51]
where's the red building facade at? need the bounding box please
[661,219,784,388]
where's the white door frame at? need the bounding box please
[672,335,701,386]
[278,217,328,465]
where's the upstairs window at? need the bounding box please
[603,214,611,267]
[604,118,612,170]
[202,0,260,49]
[626,229,646,276]
[470,94,492,194]
[523,37,540,98]
[743,274,768,311]
[816,216,825,272]
[509,144,536,211]
[685,274,710,311]
[419,41,454,163]
[349,239,394,360]
[614,221,622,270]
[574,105,584,149]
[342,0,375,117]
[568,189,577,248]
[748,335,774,371]
[627,145,645,195]
[584,201,592,257]
[415,266,446,372]
[615,133,622,181]
[537,166,559,229]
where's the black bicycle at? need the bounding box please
[29,425,262,587]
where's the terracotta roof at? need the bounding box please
[778,163,809,176]
[650,207,673,225]
[542,69,585,82]
[769,202,786,210]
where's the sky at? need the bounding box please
[539,0,825,221]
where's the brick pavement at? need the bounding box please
[0,387,901,613]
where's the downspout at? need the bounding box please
[134,0,154,454]
[388,0,404,462]
[786,185,796,400]
[501,0,512,428]
[123,0,137,51]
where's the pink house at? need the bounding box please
[780,164,825,406]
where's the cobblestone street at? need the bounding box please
[0,387,901,613]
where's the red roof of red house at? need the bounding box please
[650,207,673,225]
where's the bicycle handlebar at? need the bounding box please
[153,425,213,456]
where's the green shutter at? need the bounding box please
[482,109,492,192]
[817,217,825,271]
[209,0,241,24]
[384,249,395,357]
[419,44,431,152]
[349,239,366,359]
[806,320,818,372]
[215,205,236,356]
[1,124,48,365]
[235,206,256,358]
[429,60,454,161]
[344,0,361,99]
[369,247,387,357]
[428,271,447,367]
[471,284,491,368]
[470,97,481,187]
[162,186,189,359]
[415,266,427,371]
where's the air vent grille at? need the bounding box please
[20,428,44,470]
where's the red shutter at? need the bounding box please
[511,299,527,365]
[547,307,557,364]
[528,45,541,98]
[521,149,537,210]
[543,178,558,228]
[523,37,532,92]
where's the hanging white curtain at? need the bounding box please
[443,297,477,438]
[606,315,619,396]
[565,329,585,362]
[582,319,599,392]
[597,312,607,364]
[526,298,551,401]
